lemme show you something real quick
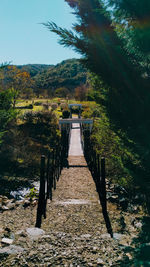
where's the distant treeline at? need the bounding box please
[17,58,87,97]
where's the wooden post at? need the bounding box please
[93,150,97,184]
[46,153,50,199]
[49,157,53,201]
[35,155,46,228]
[101,158,106,204]
[56,147,59,181]
[52,149,56,190]
[100,158,113,238]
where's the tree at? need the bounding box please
[109,0,150,54]
[75,84,88,101]
[55,87,69,98]
[0,66,34,107]
[0,89,16,144]
[108,0,150,76]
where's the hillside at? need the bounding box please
[33,58,87,96]
[16,59,87,97]
[17,64,53,78]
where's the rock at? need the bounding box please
[134,222,142,229]
[1,238,14,245]
[80,234,91,239]
[114,184,127,195]
[26,228,45,239]
[128,204,139,213]
[7,202,15,210]
[97,258,104,264]
[15,200,24,206]
[92,246,98,253]
[101,233,111,239]
[119,198,128,210]
[2,198,10,205]
[23,200,30,208]
[0,228,4,234]
[0,245,24,256]
[1,205,9,211]
[113,233,124,241]
[4,227,11,233]
[119,240,129,246]
[107,194,118,203]
[31,200,37,206]
[15,230,27,237]
[126,253,132,260]
[3,227,13,238]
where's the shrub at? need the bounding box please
[62,109,70,118]
[42,103,49,110]
[60,103,68,111]
[51,103,58,110]
[34,101,42,106]
[28,104,33,109]
[0,110,61,177]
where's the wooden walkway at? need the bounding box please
[69,123,83,156]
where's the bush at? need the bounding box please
[15,104,33,109]
[51,103,58,110]
[34,101,42,106]
[62,109,70,118]
[82,104,138,193]
[28,104,33,109]
[0,110,61,177]
[70,106,80,114]
[42,103,49,110]
[60,103,68,111]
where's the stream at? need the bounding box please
[10,181,40,200]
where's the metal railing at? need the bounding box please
[81,126,113,238]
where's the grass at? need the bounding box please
[15,98,97,123]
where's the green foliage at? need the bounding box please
[75,84,88,101]
[34,101,42,106]
[109,0,150,57]
[62,109,70,118]
[18,64,53,77]
[0,89,12,110]
[26,187,38,200]
[33,59,87,97]
[0,60,87,99]
[0,110,60,176]
[82,104,137,191]
[55,87,69,98]
[0,90,17,144]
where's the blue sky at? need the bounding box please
[0,0,80,65]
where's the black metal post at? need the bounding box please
[35,155,46,228]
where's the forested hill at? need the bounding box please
[17,64,53,77]
[17,59,87,96]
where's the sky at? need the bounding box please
[0,0,80,65]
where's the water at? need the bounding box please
[10,181,39,200]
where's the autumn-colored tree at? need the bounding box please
[0,66,34,107]
[75,84,88,101]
